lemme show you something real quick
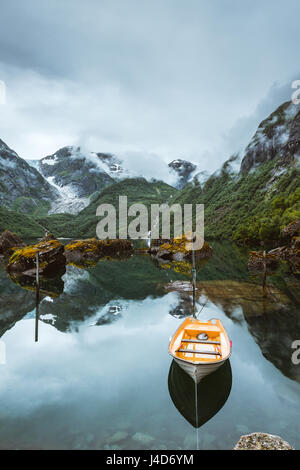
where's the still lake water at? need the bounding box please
[0,242,299,450]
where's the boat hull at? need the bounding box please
[174,356,228,383]
[168,359,232,427]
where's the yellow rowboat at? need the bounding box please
[169,317,232,383]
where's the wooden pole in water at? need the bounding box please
[262,250,267,298]
[192,234,196,318]
[35,253,40,342]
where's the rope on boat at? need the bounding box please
[191,234,197,318]
[191,232,209,319]
[195,298,209,319]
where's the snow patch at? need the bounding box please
[284,102,300,121]
[0,157,17,169]
[40,313,56,321]
[42,296,54,303]
[47,176,90,215]
[42,155,58,166]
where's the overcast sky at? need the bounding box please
[0,0,299,177]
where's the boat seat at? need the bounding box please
[181,339,220,345]
[184,325,220,335]
[177,348,221,356]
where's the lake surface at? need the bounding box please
[0,242,299,450]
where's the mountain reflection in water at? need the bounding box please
[0,242,299,449]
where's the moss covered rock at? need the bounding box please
[9,272,64,298]
[249,235,300,275]
[282,218,300,239]
[248,251,279,271]
[64,238,133,265]
[7,239,65,276]
[41,232,57,242]
[151,234,212,262]
[269,238,300,276]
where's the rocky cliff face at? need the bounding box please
[241,101,300,174]
[173,100,300,241]
[95,152,127,180]
[39,146,115,198]
[36,146,120,214]
[168,158,197,189]
[0,139,57,213]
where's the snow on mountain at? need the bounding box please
[0,139,57,211]
[168,158,197,189]
[241,101,300,174]
[34,146,118,214]
[46,176,90,215]
[26,159,41,171]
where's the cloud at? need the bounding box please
[221,78,300,159]
[0,0,299,176]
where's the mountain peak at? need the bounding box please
[168,158,197,189]
[240,100,300,174]
[0,138,57,213]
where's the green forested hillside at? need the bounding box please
[35,178,178,238]
[1,163,299,243]
[0,206,45,238]
[1,99,300,244]
[173,158,300,243]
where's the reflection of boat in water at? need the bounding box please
[168,359,232,428]
[169,317,231,383]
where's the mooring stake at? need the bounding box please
[262,250,267,298]
[35,252,40,342]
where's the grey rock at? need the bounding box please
[106,431,128,444]
[233,432,294,450]
[39,146,114,198]
[132,432,155,446]
[0,139,57,211]
[240,101,300,174]
[168,158,197,189]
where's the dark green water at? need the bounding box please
[0,243,299,450]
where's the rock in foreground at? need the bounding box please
[7,239,66,276]
[150,234,213,262]
[64,238,133,265]
[233,432,294,450]
[248,220,300,275]
[9,271,64,298]
[269,237,300,275]
[281,218,300,239]
[248,251,279,271]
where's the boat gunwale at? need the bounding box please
[168,316,231,366]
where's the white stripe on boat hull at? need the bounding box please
[174,357,228,383]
